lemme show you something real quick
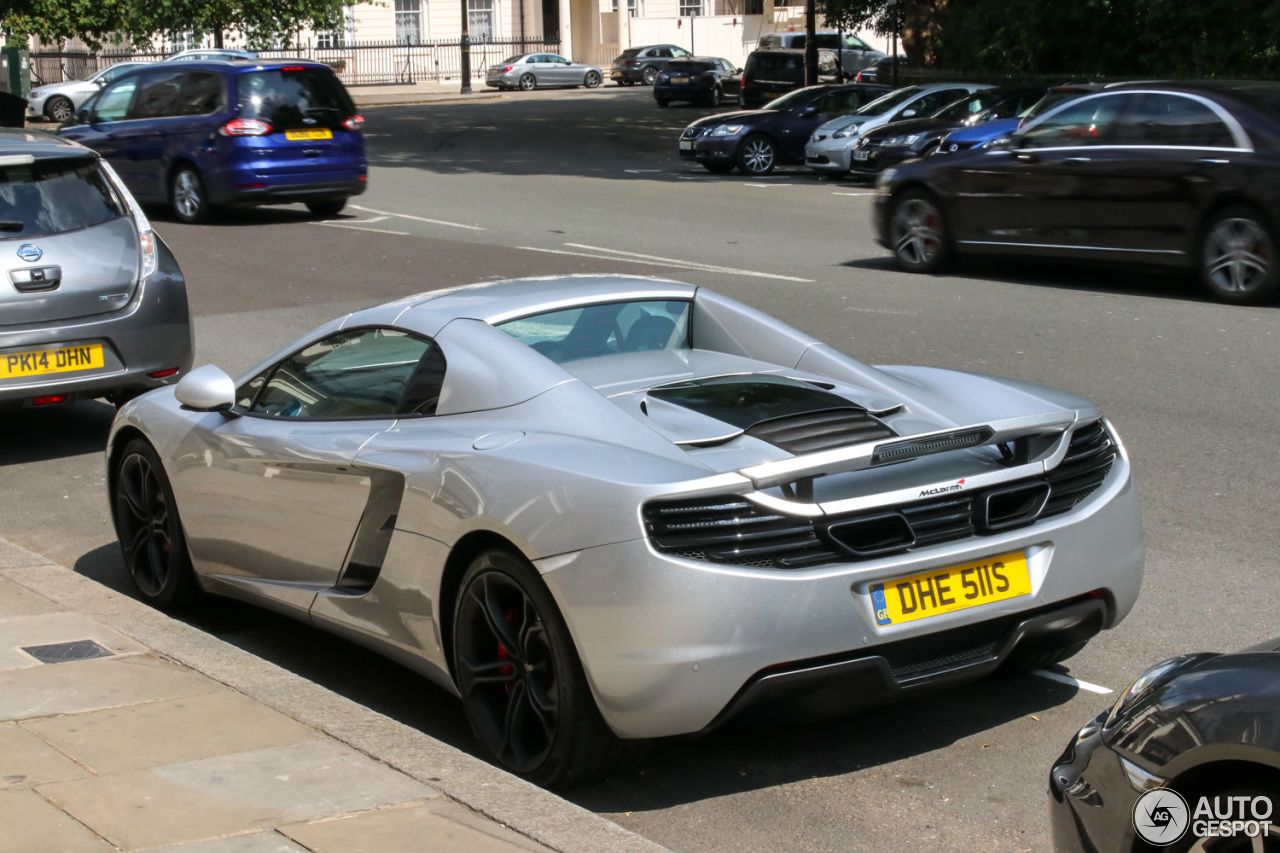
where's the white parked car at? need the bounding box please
[26,62,148,122]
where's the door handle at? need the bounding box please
[1016,151,1037,163]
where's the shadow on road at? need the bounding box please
[0,400,116,466]
[569,673,1078,812]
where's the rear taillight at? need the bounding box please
[501,65,513,73]
[32,395,66,406]
[740,73,745,88]
[626,59,641,66]
[343,115,364,131]
[149,368,180,379]
[219,118,272,136]
[97,158,157,279]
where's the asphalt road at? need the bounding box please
[3,86,1279,853]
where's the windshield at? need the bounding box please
[667,61,714,74]
[855,86,923,116]
[0,157,126,239]
[497,300,691,364]
[765,87,819,112]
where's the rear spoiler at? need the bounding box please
[739,410,1080,490]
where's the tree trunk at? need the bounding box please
[902,0,946,65]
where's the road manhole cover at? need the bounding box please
[21,639,115,664]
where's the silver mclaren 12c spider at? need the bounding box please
[107,275,1144,787]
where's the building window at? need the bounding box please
[611,0,640,16]
[395,0,422,45]
[679,0,703,16]
[468,0,496,41]
[166,32,199,53]
[317,6,356,49]
[742,0,763,12]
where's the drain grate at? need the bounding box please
[21,639,115,664]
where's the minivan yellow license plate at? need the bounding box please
[285,128,333,141]
[869,552,1031,627]
[0,344,104,378]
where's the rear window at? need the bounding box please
[666,61,715,74]
[748,52,804,78]
[0,157,126,239]
[236,68,355,129]
[497,300,691,364]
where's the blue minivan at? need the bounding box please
[59,59,366,223]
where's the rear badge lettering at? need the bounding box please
[16,244,42,262]
[919,478,965,497]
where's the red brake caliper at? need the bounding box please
[496,606,520,691]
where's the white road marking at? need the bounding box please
[358,215,390,223]
[833,192,876,197]
[562,243,813,282]
[349,204,485,230]
[1031,669,1113,694]
[624,169,662,173]
[518,245,813,283]
[744,183,792,188]
[312,222,410,236]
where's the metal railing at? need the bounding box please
[31,37,561,88]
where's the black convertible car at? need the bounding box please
[1050,637,1280,852]
[874,81,1280,305]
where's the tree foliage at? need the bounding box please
[1,0,352,50]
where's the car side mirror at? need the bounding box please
[802,105,818,116]
[175,364,238,414]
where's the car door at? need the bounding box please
[58,76,143,191]
[118,69,187,201]
[171,327,439,602]
[946,93,1131,250]
[719,59,741,97]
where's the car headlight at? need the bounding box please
[832,123,862,139]
[1105,655,1201,727]
[710,124,744,137]
[881,134,922,148]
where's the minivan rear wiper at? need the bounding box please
[0,221,25,232]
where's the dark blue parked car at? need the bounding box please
[59,59,366,223]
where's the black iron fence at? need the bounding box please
[32,37,561,88]
[883,66,1280,86]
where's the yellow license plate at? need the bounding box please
[870,551,1030,627]
[671,76,688,83]
[0,344,104,378]
[285,128,333,141]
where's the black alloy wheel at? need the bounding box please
[583,70,602,88]
[453,548,647,788]
[45,95,74,122]
[111,438,199,609]
[1199,205,1279,305]
[737,134,776,175]
[642,66,658,85]
[519,73,537,90]
[307,197,348,217]
[707,86,722,108]
[888,188,952,273]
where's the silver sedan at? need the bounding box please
[109,275,1143,788]
[26,62,147,122]
[485,53,603,90]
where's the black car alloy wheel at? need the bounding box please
[888,189,952,273]
[112,438,198,609]
[453,548,648,788]
[1200,205,1279,304]
[737,134,776,175]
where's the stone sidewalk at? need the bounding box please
[346,81,502,108]
[0,538,669,853]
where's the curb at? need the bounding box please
[0,536,670,853]
[355,92,504,107]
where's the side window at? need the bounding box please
[1116,93,1237,148]
[131,70,186,119]
[176,72,224,116]
[655,48,673,58]
[672,47,690,57]
[91,79,138,123]
[547,54,569,63]
[819,91,857,115]
[251,328,436,419]
[1021,95,1127,148]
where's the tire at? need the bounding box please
[703,162,733,174]
[44,95,74,123]
[170,166,212,224]
[110,438,200,610]
[583,70,601,89]
[887,188,952,273]
[306,198,348,218]
[736,134,777,176]
[706,86,722,108]
[655,97,669,108]
[453,548,648,788]
[641,66,658,86]
[1198,205,1279,305]
[519,73,536,91]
